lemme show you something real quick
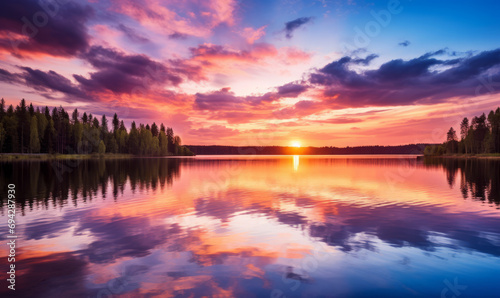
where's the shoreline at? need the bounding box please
[0,153,192,160]
[423,154,500,160]
[0,153,134,160]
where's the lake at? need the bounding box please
[1,155,500,297]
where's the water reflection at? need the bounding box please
[0,158,180,212]
[423,157,500,205]
[293,155,299,171]
[0,156,499,297]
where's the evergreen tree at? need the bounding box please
[16,99,30,153]
[151,122,159,137]
[4,105,18,152]
[29,115,40,153]
[166,127,174,154]
[72,109,79,123]
[98,140,106,154]
[101,115,108,135]
[42,119,56,153]
[44,106,51,121]
[0,123,5,153]
[112,113,119,133]
[159,131,168,155]
[0,99,193,156]
[92,117,100,128]
[128,122,140,155]
[0,98,5,122]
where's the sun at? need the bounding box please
[291,141,301,148]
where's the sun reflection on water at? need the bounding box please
[293,155,299,171]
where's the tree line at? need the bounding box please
[0,99,193,156]
[424,106,500,155]
[187,144,430,155]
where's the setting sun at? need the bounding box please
[291,141,301,148]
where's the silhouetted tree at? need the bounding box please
[151,122,159,137]
[112,113,119,133]
[427,107,500,156]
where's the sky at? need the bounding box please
[1,0,500,146]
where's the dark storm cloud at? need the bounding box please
[284,17,313,39]
[0,0,93,57]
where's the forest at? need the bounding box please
[424,107,500,155]
[0,99,193,156]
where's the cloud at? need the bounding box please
[194,83,310,123]
[239,26,267,44]
[0,66,89,100]
[0,68,22,84]
[312,117,364,124]
[189,43,278,63]
[75,46,184,94]
[0,0,93,58]
[21,67,88,99]
[277,83,309,97]
[168,32,189,40]
[189,48,499,123]
[284,17,313,39]
[1,45,205,110]
[195,83,308,111]
[309,48,500,108]
[188,125,239,139]
[117,24,150,43]
[399,40,411,47]
[110,0,237,38]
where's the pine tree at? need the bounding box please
[112,113,119,133]
[151,122,159,137]
[30,116,40,153]
[98,140,106,154]
[0,123,5,153]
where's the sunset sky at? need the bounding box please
[1,0,500,146]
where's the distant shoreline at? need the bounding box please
[186,144,432,155]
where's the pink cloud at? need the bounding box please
[239,26,267,44]
[110,0,237,38]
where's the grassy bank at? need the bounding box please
[424,153,500,159]
[0,153,134,160]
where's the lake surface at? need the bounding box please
[1,155,500,297]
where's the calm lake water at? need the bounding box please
[1,155,500,297]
